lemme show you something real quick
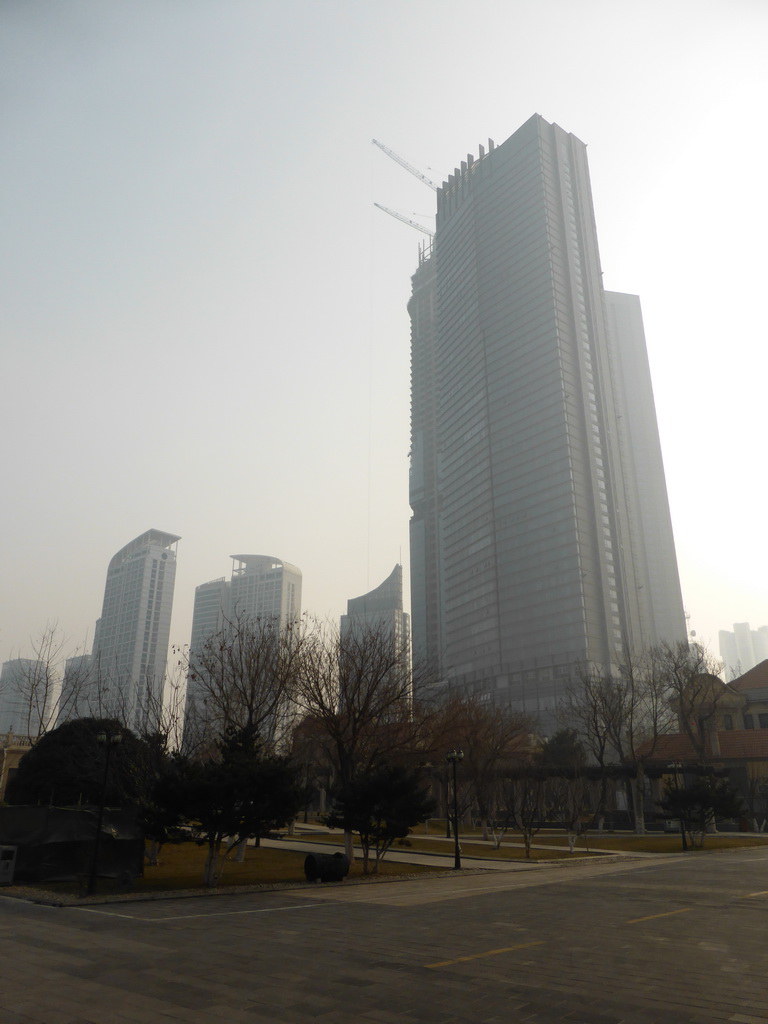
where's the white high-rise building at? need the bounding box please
[188,556,303,654]
[91,529,180,729]
[409,114,686,720]
[720,623,768,680]
[184,555,302,743]
[229,554,302,626]
[187,577,231,665]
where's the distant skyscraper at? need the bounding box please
[187,577,231,665]
[720,623,768,680]
[0,659,47,737]
[228,554,302,626]
[91,529,180,729]
[56,654,96,725]
[184,555,302,742]
[409,114,686,720]
[341,564,410,655]
[188,555,303,653]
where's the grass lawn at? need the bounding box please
[534,832,768,854]
[141,842,313,890]
[403,820,768,855]
[16,841,442,899]
[293,823,768,859]
[19,827,768,901]
[289,830,592,860]
[402,837,592,860]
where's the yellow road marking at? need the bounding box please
[741,890,768,898]
[426,940,544,968]
[626,908,690,924]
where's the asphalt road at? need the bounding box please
[2,848,768,1024]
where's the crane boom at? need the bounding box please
[374,203,435,237]
[372,139,439,191]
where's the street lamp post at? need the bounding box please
[86,730,122,895]
[667,760,688,852]
[446,749,464,870]
[445,770,451,838]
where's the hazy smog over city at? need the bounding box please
[2,0,766,689]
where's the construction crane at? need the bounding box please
[372,139,439,191]
[374,203,435,237]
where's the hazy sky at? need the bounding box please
[2,0,766,669]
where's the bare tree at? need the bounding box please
[659,641,727,763]
[565,644,675,833]
[293,620,427,860]
[563,666,615,829]
[539,730,594,852]
[745,764,768,831]
[4,624,97,738]
[427,696,532,841]
[497,756,550,858]
[180,613,309,756]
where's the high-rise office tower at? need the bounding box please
[228,554,302,626]
[341,564,410,659]
[188,555,302,655]
[187,577,232,661]
[409,114,686,720]
[91,529,180,728]
[0,659,47,737]
[184,555,302,743]
[340,565,412,709]
[56,654,95,725]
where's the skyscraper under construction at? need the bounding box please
[408,114,686,719]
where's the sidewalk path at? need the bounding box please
[264,825,653,870]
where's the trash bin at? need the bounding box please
[304,852,350,883]
[0,846,17,886]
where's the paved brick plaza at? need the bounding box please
[2,848,768,1024]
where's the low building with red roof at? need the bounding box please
[642,661,768,825]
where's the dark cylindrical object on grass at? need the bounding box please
[304,852,350,883]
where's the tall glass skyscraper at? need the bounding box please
[92,529,180,728]
[409,114,686,719]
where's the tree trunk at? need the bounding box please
[344,830,355,862]
[679,819,689,852]
[476,798,490,841]
[203,838,222,887]
[630,769,646,835]
[595,772,608,831]
[146,839,161,866]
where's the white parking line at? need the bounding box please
[70,900,335,922]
